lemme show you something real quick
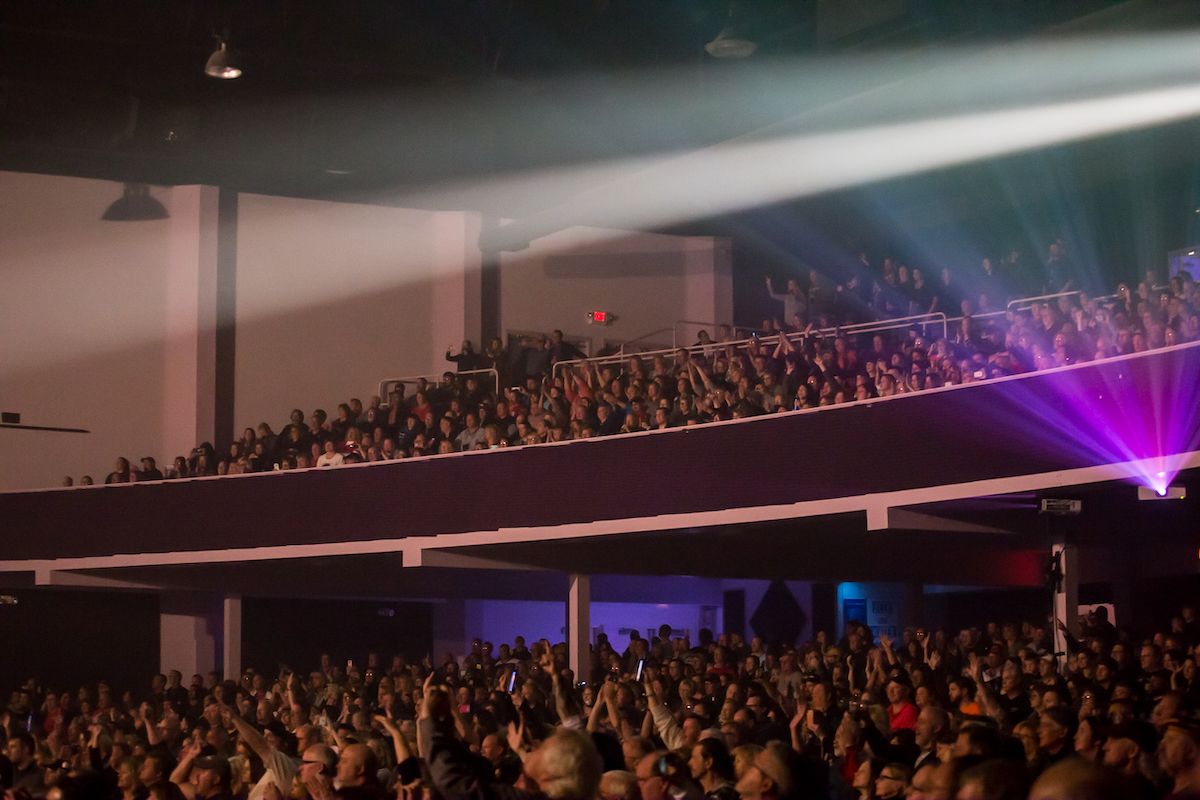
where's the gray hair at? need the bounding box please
[599,770,638,800]
[539,728,602,800]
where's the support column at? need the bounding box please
[160,593,221,678]
[1051,539,1079,669]
[431,212,483,374]
[213,188,238,453]
[163,186,220,458]
[568,574,591,684]
[223,595,242,680]
[163,185,237,456]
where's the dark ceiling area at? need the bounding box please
[0,0,809,195]
[3,1,1199,325]
[2,0,1191,198]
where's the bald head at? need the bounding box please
[1029,759,1129,800]
[335,743,377,788]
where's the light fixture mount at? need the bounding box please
[205,40,243,80]
[101,183,169,222]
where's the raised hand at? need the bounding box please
[967,652,982,679]
[373,714,399,734]
[183,739,203,761]
[506,719,525,755]
[789,702,809,730]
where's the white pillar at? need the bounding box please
[1051,539,1079,669]
[160,593,219,677]
[430,212,483,374]
[568,574,591,684]
[163,185,221,457]
[223,595,242,679]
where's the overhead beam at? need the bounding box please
[36,569,161,590]
[405,549,548,572]
[884,509,1016,534]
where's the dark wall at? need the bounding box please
[922,587,1049,634]
[241,598,432,675]
[1126,575,1200,635]
[923,576,1200,639]
[0,589,159,696]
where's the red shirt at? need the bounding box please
[888,701,919,731]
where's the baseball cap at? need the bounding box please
[192,755,232,786]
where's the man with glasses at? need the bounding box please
[636,752,702,800]
[873,762,910,800]
[297,745,336,800]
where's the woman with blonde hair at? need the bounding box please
[730,743,763,781]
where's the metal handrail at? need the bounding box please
[552,313,948,383]
[377,368,499,404]
[945,287,1126,328]
[943,310,1008,326]
[617,327,676,355]
[671,320,760,346]
[1007,290,1082,312]
[838,312,947,339]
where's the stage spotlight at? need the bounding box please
[705,27,756,59]
[705,4,756,59]
[205,39,243,80]
[1138,485,1186,501]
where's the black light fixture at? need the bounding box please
[705,3,757,59]
[102,183,169,222]
[205,38,243,79]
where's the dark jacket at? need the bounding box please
[421,719,545,800]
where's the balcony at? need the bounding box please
[1,341,1196,584]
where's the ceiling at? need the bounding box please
[3,0,1195,219]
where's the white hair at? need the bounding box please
[538,728,601,800]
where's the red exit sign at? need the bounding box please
[587,310,613,325]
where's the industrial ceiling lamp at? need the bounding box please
[101,183,169,221]
[204,38,243,79]
[705,3,757,59]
